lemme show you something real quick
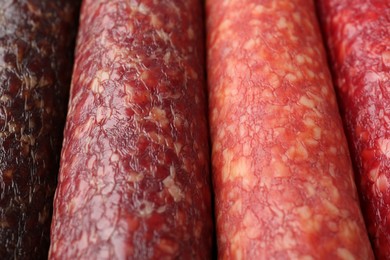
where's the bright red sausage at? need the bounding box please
[317,1,390,258]
[206,0,374,258]
[0,0,80,258]
[49,0,213,258]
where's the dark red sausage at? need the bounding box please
[49,0,213,258]
[0,0,80,258]
[206,0,374,258]
[317,0,390,258]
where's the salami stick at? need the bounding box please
[49,0,213,258]
[206,0,374,258]
[317,1,390,258]
[0,1,79,258]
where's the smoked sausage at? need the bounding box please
[317,0,390,258]
[206,0,374,258]
[0,0,80,258]
[49,0,213,258]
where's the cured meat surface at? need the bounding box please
[49,0,213,259]
[0,0,80,258]
[206,0,374,258]
[317,1,390,258]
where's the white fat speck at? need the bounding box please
[337,248,355,260]
[277,17,287,29]
[156,30,170,43]
[163,165,184,202]
[110,153,120,162]
[163,52,171,63]
[379,138,390,158]
[364,71,381,83]
[369,167,379,182]
[382,51,390,67]
[299,96,315,108]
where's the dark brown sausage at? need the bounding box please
[49,0,213,258]
[0,0,80,258]
[206,0,374,258]
[317,0,390,258]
